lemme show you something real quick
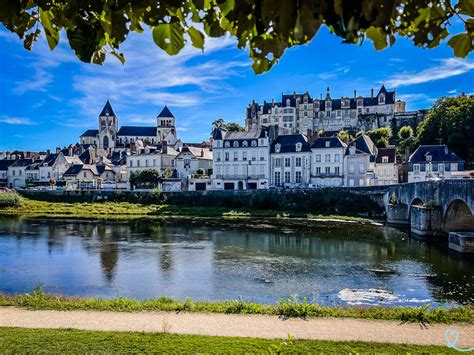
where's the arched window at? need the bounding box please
[224,141,230,147]
[251,140,257,147]
[286,99,290,106]
[103,136,109,149]
[233,141,239,148]
[242,140,248,147]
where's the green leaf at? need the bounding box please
[66,24,101,63]
[187,26,205,50]
[366,26,388,50]
[152,23,185,55]
[39,9,59,50]
[110,49,126,64]
[458,0,474,16]
[447,33,472,58]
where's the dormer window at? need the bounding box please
[286,99,291,107]
[224,141,230,148]
[382,156,389,163]
[233,141,239,148]
[251,140,257,147]
[325,141,330,148]
[295,143,302,152]
[349,146,356,155]
[275,143,281,153]
[242,140,248,147]
[357,98,363,106]
[426,154,432,162]
[378,94,385,104]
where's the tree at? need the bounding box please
[366,127,392,148]
[417,94,474,162]
[396,125,416,159]
[1,1,472,74]
[130,169,161,189]
[212,118,244,131]
[337,130,353,144]
[398,126,414,141]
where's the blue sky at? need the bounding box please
[0,22,473,152]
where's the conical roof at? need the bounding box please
[157,105,174,118]
[99,100,116,116]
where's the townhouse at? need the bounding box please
[310,136,346,187]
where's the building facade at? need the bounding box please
[310,136,346,187]
[344,135,377,187]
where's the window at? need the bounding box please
[225,141,230,147]
[335,167,340,175]
[274,171,281,185]
[275,158,281,167]
[359,164,364,173]
[145,159,149,167]
[325,154,331,162]
[316,167,321,174]
[450,163,458,171]
[217,141,221,147]
[83,172,87,178]
[251,140,257,147]
[242,140,248,147]
[325,141,330,148]
[315,154,321,162]
[234,152,238,161]
[337,110,341,117]
[325,167,330,174]
[153,159,156,166]
[284,171,291,183]
[285,158,291,167]
[295,171,302,183]
[296,157,302,167]
[335,154,340,162]
[382,156,389,163]
[349,179,354,186]
[295,143,302,152]
[129,160,133,167]
[260,155,265,161]
[413,164,420,173]
[251,152,257,161]
[326,110,331,117]
[275,143,281,153]
[359,178,364,186]
[426,155,432,162]
[225,152,229,161]
[358,108,362,113]
[438,163,445,173]
[233,141,239,148]
[243,152,247,161]
[349,164,355,174]
[137,160,140,167]
[216,153,221,162]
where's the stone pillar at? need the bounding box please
[410,205,443,236]
[386,203,409,226]
[449,232,474,253]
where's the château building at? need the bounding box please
[245,85,426,136]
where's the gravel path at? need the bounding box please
[1,307,473,347]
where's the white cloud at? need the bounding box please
[0,117,36,125]
[317,66,350,81]
[447,89,457,94]
[397,93,429,101]
[386,58,474,88]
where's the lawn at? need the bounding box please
[0,327,458,353]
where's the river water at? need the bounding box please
[0,217,472,306]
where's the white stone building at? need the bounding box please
[211,127,271,190]
[175,146,213,179]
[127,143,178,179]
[270,134,311,188]
[7,158,34,188]
[374,147,398,185]
[310,136,346,187]
[344,135,377,187]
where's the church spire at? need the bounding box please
[99,100,116,117]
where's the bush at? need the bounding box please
[0,191,23,208]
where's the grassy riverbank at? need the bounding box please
[0,196,373,223]
[0,327,455,353]
[1,293,472,324]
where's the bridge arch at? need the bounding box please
[443,199,474,233]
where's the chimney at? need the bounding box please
[320,93,322,100]
[46,149,50,155]
[371,88,374,97]
[56,147,61,154]
[354,90,357,98]
[201,148,204,157]
[68,147,73,156]
[271,98,275,105]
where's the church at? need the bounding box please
[80,100,179,154]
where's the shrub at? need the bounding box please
[0,191,23,208]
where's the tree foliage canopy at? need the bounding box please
[366,127,392,148]
[417,94,474,162]
[211,118,244,131]
[130,169,162,188]
[1,0,473,73]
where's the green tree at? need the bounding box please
[417,94,474,162]
[398,126,414,141]
[130,169,161,189]
[366,127,392,148]
[212,118,244,131]
[337,130,353,144]
[1,1,472,74]
[396,125,416,159]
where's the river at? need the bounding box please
[0,217,473,306]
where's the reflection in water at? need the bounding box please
[0,217,473,306]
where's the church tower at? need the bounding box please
[156,105,177,146]
[98,100,118,151]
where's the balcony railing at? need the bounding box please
[311,173,343,178]
[215,174,266,180]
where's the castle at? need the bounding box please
[80,100,180,154]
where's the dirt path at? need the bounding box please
[1,307,473,347]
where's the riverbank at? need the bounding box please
[1,293,473,324]
[0,197,378,224]
[0,327,458,353]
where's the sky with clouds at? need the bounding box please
[0,21,473,152]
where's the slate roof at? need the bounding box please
[271,134,311,153]
[117,126,157,136]
[346,135,378,159]
[0,159,15,171]
[64,164,83,176]
[312,136,346,149]
[9,158,33,168]
[99,100,116,117]
[408,145,464,163]
[80,129,99,137]
[41,153,59,167]
[177,146,212,160]
[157,105,174,118]
[376,147,396,164]
[96,165,115,175]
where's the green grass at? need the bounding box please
[0,327,458,353]
[0,197,373,223]
[1,293,472,325]
[0,191,23,208]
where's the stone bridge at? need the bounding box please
[382,180,474,236]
